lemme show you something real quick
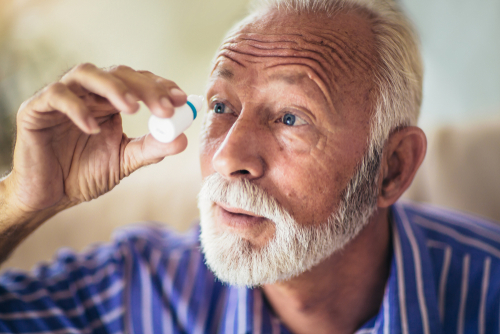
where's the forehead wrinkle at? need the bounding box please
[266,66,335,114]
[219,43,339,98]
[219,38,338,90]
[240,38,350,81]
[315,31,373,72]
[212,54,247,73]
[264,61,338,107]
[233,33,354,74]
[220,30,373,88]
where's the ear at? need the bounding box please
[377,126,427,208]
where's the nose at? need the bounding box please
[212,118,265,180]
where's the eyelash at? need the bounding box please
[210,101,307,127]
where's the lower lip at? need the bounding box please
[215,204,267,229]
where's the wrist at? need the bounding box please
[0,174,59,264]
[0,174,53,228]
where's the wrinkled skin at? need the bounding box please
[0,64,189,264]
[200,8,426,334]
[200,9,377,247]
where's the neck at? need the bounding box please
[262,207,392,334]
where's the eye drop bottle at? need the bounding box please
[148,94,204,143]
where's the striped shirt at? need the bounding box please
[0,200,499,333]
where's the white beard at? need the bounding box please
[198,149,381,287]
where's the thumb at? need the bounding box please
[121,133,188,178]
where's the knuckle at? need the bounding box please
[155,77,170,86]
[153,77,175,93]
[137,70,153,76]
[109,65,133,74]
[73,62,97,74]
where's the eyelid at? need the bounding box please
[280,108,310,126]
[209,97,237,115]
[291,114,308,126]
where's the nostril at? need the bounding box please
[232,170,250,176]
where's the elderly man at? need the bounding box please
[0,0,499,333]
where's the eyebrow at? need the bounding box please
[269,72,308,85]
[214,67,308,86]
[214,67,234,80]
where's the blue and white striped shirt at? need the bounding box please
[0,200,499,333]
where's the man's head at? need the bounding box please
[197,0,425,286]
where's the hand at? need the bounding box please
[7,63,189,215]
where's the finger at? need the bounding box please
[61,63,140,115]
[110,67,187,118]
[138,70,188,107]
[121,133,188,178]
[23,82,100,134]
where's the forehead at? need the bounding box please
[210,8,377,109]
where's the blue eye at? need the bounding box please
[283,114,296,126]
[213,102,226,114]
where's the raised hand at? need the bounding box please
[6,63,189,216]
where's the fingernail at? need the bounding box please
[170,88,186,99]
[160,97,173,110]
[125,93,139,105]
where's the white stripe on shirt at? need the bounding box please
[393,222,409,334]
[238,287,247,334]
[457,254,470,334]
[414,217,500,258]
[438,246,452,321]
[478,257,491,334]
[397,206,430,334]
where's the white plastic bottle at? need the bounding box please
[148,95,204,143]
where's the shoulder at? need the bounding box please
[393,200,500,258]
[393,201,500,328]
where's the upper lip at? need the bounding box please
[217,202,263,218]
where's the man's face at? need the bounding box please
[198,9,379,285]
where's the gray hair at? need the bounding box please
[246,0,423,155]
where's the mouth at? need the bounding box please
[215,202,267,229]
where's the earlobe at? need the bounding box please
[377,126,427,208]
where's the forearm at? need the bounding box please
[0,175,58,264]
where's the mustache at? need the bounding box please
[198,173,294,224]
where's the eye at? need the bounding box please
[280,113,307,126]
[213,102,229,114]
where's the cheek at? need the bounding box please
[266,146,346,226]
[273,126,321,154]
[199,114,234,178]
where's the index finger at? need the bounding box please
[60,63,140,114]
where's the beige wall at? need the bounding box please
[1,0,250,270]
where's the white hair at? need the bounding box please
[245,0,423,154]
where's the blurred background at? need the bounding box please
[0,0,499,270]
